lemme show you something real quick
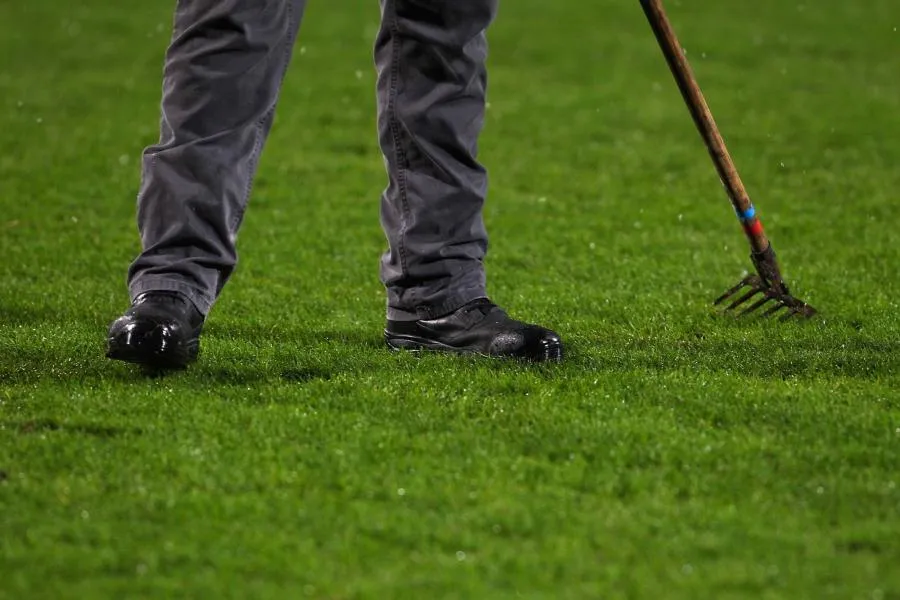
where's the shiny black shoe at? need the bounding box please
[384,298,563,362]
[106,292,204,369]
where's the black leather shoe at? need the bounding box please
[384,298,563,362]
[106,292,204,369]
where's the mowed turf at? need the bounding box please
[1,0,898,598]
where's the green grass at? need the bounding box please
[1,0,899,598]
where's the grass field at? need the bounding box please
[1,0,899,598]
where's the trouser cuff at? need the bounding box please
[386,290,488,322]
[129,276,214,316]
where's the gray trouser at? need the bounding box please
[128,0,496,321]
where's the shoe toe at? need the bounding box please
[488,331,527,356]
[107,316,194,367]
[487,326,563,362]
[522,326,563,362]
[112,317,173,350]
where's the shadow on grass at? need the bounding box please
[1,418,143,437]
[0,304,48,327]
[571,335,899,380]
[0,324,383,387]
[0,299,113,331]
[1,312,896,387]
[201,320,383,349]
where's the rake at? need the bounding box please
[639,0,817,319]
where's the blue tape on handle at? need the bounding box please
[737,205,756,222]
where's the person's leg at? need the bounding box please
[128,0,307,316]
[376,0,563,361]
[375,0,495,322]
[108,0,305,367]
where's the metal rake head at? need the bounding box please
[714,275,817,320]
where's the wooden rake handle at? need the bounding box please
[639,0,770,255]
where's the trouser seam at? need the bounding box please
[386,1,413,295]
[227,1,298,235]
[230,116,266,234]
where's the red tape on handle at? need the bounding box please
[743,219,764,237]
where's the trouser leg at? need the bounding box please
[128,0,306,315]
[375,0,498,321]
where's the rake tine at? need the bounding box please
[760,301,789,319]
[725,287,763,312]
[714,279,751,306]
[778,308,802,322]
[714,275,762,305]
[737,294,774,317]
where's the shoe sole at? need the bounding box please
[106,336,199,370]
[385,333,563,363]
